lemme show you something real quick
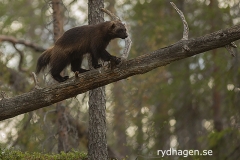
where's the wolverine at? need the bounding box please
[36,21,128,82]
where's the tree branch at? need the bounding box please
[170,2,189,40]
[0,24,240,121]
[0,35,46,52]
[13,44,27,72]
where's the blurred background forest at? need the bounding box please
[0,0,240,159]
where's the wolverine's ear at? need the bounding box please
[110,21,116,29]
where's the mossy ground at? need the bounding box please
[0,148,87,160]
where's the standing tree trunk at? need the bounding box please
[52,0,70,152]
[209,0,223,132]
[88,0,108,159]
[52,0,63,42]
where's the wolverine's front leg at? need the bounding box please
[90,49,102,69]
[90,55,101,69]
[101,50,121,68]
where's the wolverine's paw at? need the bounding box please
[78,68,89,73]
[54,76,69,82]
[110,56,122,69]
[62,76,69,81]
[93,64,102,69]
[112,56,122,65]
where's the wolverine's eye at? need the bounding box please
[118,29,125,33]
[117,29,123,33]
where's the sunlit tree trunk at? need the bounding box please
[88,0,108,159]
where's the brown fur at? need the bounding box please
[36,21,128,82]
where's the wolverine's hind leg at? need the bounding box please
[50,58,69,82]
[71,57,89,73]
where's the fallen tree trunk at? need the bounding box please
[0,24,240,121]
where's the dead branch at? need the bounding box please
[0,35,46,52]
[0,24,240,120]
[122,37,132,60]
[170,2,189,40]
[225,42,237,57]
[225,44,236,57]
[13,44,27,72]
[100,8,120,21]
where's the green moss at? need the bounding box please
[0,148,87,160]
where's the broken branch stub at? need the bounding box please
[31,72,41,89]
[101,8,132,60]
[225,44,236,57]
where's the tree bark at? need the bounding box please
[0,24,240,121]
[52,0,70,153]
[88,0,108,159]
[52,0,64,42]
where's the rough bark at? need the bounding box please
[67,113,121,159]
[52,0,64,42]
[88,0,108,159]
[52,0,70,153]
[0,25,240,121]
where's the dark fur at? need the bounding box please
[36,21,128,82]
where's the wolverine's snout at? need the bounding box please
[122,33,128,39]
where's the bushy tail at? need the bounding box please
[36,47,52,74]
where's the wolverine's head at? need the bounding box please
[108,21,128,39]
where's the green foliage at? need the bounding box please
[0,148,87,160]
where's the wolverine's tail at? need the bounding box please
[36,47,52,74]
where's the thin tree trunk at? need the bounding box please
[112,81,129,157]
[52,0,63,42]
[209,0,223,132]
[56,105,70,152]
[52,0,70,152]
[88,0,108,159]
